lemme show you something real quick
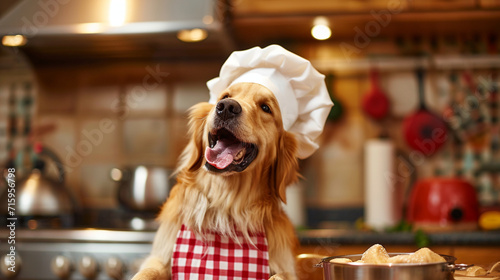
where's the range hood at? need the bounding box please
[0,0,235,64]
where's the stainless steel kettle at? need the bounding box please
[14,160,76,216]
[0,146,79,228]
[111,166,174,212]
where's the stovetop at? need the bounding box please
[0,228,156,280]
[5,228,156,243]
[0,208,160,231]
[0,209,160,280]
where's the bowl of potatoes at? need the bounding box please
[316,244,469,280]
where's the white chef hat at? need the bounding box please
[206,45,333,159]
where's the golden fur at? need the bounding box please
[132,83,300,280]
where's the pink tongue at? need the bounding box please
[205,139,244,170]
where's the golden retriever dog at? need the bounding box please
[132,82,300,280]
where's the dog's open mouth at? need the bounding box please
[204,129,258,173]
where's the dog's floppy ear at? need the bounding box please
[176,102,213,173]
[272,131,299,204]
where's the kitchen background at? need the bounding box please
[0,0,500,229]
[1,1,500,279]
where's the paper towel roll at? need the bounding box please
[364,139,399,230]
[282,182,306,227]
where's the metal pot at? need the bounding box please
[110,166,175,212]
[316,253,469,280]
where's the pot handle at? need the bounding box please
[314,262,323,268]
[448,263,474,271]
[295,253,327,268]
[36,143,65,184]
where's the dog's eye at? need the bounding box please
[221,94,230,100]
[261,104,271,114]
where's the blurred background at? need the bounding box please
[1,0,500,230]
[1,1,500,279]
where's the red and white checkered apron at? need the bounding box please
[172,224,270,280]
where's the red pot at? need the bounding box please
[407,177,479,230]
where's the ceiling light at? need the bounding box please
[311,16,331,40]
[2,35,27,47]
[177,28,208,42]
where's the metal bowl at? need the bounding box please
[316,253,469,280]
[111,166,175,212]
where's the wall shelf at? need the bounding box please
[311,55,500,73]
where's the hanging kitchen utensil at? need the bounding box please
[403,68,448,156]
[362,68,390,120]
[325,73,343,121]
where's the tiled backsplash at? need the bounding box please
[0,60,36,179]
[29,62,214,208]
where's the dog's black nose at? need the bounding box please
[216,99,242,120]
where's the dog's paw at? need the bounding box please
[131,268,162,280]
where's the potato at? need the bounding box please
[465,266,487,276]
[329,258,353,264]
[357,245,445,264]
[329,245,446,265]
[386,254,412,263]
[410,248,446,263]
[360,244,390,264]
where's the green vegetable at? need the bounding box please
[414,229,430,248]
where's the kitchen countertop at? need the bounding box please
[2,229,498,280]
[297,229,500,246]
[4,228,500,246]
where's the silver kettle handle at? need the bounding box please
[37,144,65,184]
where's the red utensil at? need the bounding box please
[362,68,390,120]
[403,68,448,156]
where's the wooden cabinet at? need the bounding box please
[233,0,410,16]
[480,0,500,7]
[409,0,476,10]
